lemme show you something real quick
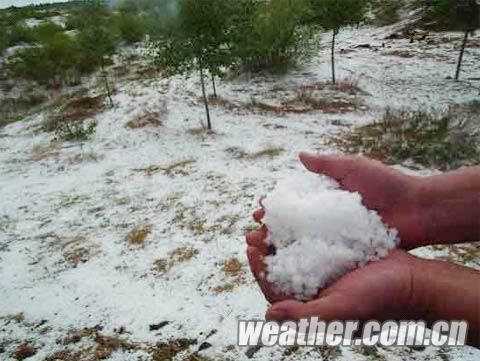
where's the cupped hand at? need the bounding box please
[246,219,422,321]
[298,152,424,250]
[246,222,293,304]
[245,152,423,304]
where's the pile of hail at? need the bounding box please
[262,172,399,300]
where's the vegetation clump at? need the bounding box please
[125,220,153,246]
[329,108,479,170]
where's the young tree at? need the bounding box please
[306,0,367,84]
[422,0,480,81]
[156,0,234,130]
[76,26,118,106]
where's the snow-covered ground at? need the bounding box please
[0,26,479,360]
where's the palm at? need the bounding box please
[265,250,416,322]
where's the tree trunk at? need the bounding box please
[101,61,113,108]
[455,30,469,81]
[331,28,337,85]
[200,67,212,130]
[211,74,217,98]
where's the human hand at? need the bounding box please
[246,154,480,346]
[245,152,421,302]
[248,223,480,346]
[297,152,423,250]
[246,223,418,317]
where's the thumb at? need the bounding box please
[299,152,358,183]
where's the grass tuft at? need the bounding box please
[226,146,284,160]
[152,246,199,274]
[213,258,247,294]
[125,220,153,247]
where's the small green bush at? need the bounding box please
[54,120,97,142]
[7,24,36,46]
[34,21,64,43]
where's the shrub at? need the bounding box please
[54,119,97,141]
[7,24,36,46]
[421,0,479,31]
[7,32,78,86]
[114,12,145,44]
[0,32,8,54]
[34,21,64,43]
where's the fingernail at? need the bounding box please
[299,151,316,159]
[267,308,288,321]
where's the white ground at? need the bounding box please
[0,26,479,360]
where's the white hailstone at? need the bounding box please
[263,172,399,300]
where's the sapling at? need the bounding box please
[306,0,367,84]
[421,0,480,80]
[76,26,117,107]
[155,0,235,130]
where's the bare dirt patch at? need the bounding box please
[11,343,37,360]
[125,111,163,129]
[44,95,105,132]
[382,50,449,61]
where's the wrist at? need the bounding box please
[398,176,431,249]
[412,173,480,245]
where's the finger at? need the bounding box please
[299,152,358,183]
[266,293,363,322]
[246,230,269,254]
[247,246,266,279]
[265,251,414,322]
[253,208,265,223]
[247,246,291,304]
[259,197,265,207]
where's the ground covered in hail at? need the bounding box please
[1,25,480,361]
